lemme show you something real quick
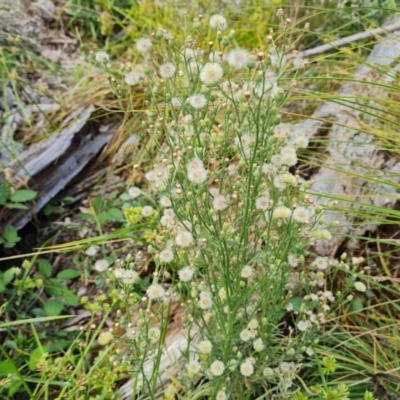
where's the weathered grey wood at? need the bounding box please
[1,131,112,231]
[119,324,199,400]
[283,23,400,256]
[298,20,400,58]
[3,106,94,188]
[0,109,115,231]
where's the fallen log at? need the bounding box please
[0,106,113,231]
[119,318,199,400]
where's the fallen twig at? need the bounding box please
[299,20,400,58]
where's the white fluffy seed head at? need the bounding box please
[293,134,309,148]
[199,291,213,310]
[314,256,328,270]
[212,195,228,211]
[186,360,201,374]
[187,157,204,171]
[297,320,311,332]
[253,338,265,351]
[248,319,258,329]
[175,231,193,247]
[113,268,124,279]
[128,186,141,199]
[273,174,287,190]
[146,283,165,299]
[94,51,109,64]
[159,248,174,263]
[227,48,250,70]
[255,195,270,210]
[188,94,207,109]
[209,51,223,63]
[141,205,154,217]
[240,361,254,377]
[263,367,274,377]
[288,254,299,268]
[262,163,278,176]
[136,37,152,53]
[124,70,143,86]
[178,266,195,282]
[159,62,176,78]
[240,329,252,341]
[271,154,282,167]
[280,146,298,166]
[292,206,311,223]
[188,168,208,184]
[183,48,203,61]
[272,206,292,219]
[171,97,182,107]
[122,269,139,284]
[198,340,212,353]
[209,14,228,31]
[146,166,169,183]
[240,265,253,278]
[200,63,224,85]
[216,390,227,400]
[209,360,225,376]
[159,196,172,207]
[94,259,109,272]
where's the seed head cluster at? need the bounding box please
[93,11,340,399]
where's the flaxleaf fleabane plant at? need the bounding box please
[92,9,354,399]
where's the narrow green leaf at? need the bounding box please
[6,203,29,210]
[38,260,52,278]
[0,315,73,329]
[2,268,15,285]
[62,196,75,203]
[351,298,364,313]
[0,186,9,205]
[10,189,37,202]
[56,269,81,280]
[4,225,20,243]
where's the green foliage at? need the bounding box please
[56,269,82,280]
[44,300,64,317]
[0,225,20,248]
[0,183,38,247]
[38,259,52,279]
[9,189,38,203]
[322,356,337,374]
